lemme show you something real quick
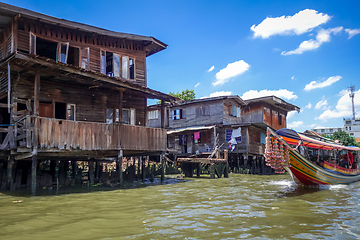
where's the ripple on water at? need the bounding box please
[1,174,360,239]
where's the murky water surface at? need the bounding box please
[1,174,360,239]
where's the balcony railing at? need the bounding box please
[4,116,167,152]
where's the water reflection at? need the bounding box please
[1,174,360,239]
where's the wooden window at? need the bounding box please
[196,106,210,117]
[100,49,106,74]
[129,58,135,80]
[113,53,120,77]
[115,109,120,123]
[232,106,236,116]
[278,113,282,125]
[123,109,129,124]
[67,104,76,121]
[29,32,36,54]
[122,56,129,79]
[148,110,159,120]
[80,47,90,70]
[130,108,136,125]
[229,105,240,117]
[57,42,69,63]
[106,108,114,123]
[173,109,183,120]
[68,46,80,66]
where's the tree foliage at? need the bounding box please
[330,130,360,147]
[169,89,196,101]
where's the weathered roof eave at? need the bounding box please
[0,2,167,56]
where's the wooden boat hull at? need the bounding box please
[286,143,360,186]
[267,127,360,186]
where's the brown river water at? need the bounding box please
[1,174,360,240]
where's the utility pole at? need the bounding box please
[348,85,355,120]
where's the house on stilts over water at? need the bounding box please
[148,95,300,176]
[0,2,178,194]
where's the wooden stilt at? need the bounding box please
[72,161,78,185]
[32,71,40,195]
[142,157,146,180]
[50,160,56,183]
[88,160,94,186]
[196,163,201,177]
[161,153,165,181]
[210,164,215,179]
[224,150,229,178]
[95,161,100,182]
[138,156,142,180]
[7,157,14,190]
[31,151,37,195]
[117,150,123,184]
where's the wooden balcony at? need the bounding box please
[4,116,167,154]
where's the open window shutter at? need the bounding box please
[29,32,36,55]
[80,47,90,70]
[100,49,106,74]
[232,106,236,117]
[236,107,241,117]
[57,42,69,63]
[113,53,120,77]
[122,56,129,79]
[130,109,135,125]
[229,105,232,116]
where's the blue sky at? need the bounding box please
[7,0,360,132]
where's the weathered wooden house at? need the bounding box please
[0,3,178,194]
[148,95,300,174]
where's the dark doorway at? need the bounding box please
[55,102,66,119]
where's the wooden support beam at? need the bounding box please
[161,100,165,129]
[6,157,14,190]
[142,156,146,180]
[34,71,40,116]
[31,150,37,195]
[117,150,123,184]
[138,156,142,180]
[88,160,94,186]
[161,153,165,182]
[119,90,123,123]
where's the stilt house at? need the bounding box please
[148,95,300,174]
[0,3,177,194]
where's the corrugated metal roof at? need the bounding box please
[167,125,215,135]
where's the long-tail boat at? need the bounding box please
[265,127,360,186]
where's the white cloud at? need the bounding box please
[212,60,250,86]
[315,99,328,109]
[195,82,200,88]
[345,28,360,39]
[251,9,331,39]
[241,89,298,100]
[304,76,342,91]
[315,89,360,121]
[281,27,343,55]
[307,123,317,128]
[288,121,304,129]
[300,103,312,113]
[287,111,296,119]
[201,91,233,99]
[291,76,295,80]
[207,66,215,72]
